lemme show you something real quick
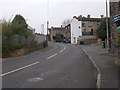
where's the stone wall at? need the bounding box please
[77,36,97,45]
[109,1,120,66]
[110,1,120,50]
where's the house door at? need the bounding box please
[74,37,76,43]
[91,29,93,35]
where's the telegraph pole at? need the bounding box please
[106,0,110,52]
[47,21,49,35]
[41,24,44,34]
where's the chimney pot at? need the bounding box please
[87,15,90,18]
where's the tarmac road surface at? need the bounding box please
[2,42,97,88]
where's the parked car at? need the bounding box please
[63,39,69,43]
[55,39,62,42]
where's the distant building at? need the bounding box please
[71,15,101,44]
[78,15,101,36]
[27,25,35,34]
[34,33,46,44]
[49,25,71,41]
[49,15,101,44]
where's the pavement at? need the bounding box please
[2,42,98,88]
[81,44,119,88]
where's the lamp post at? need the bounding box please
[106,0,110,52]
[47,0,49,40]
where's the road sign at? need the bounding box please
[117,26,120,32]
[113,14,120,22]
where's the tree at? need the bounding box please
[11,14,33,38]
[12,14,27,28]
[2,15,34,54]
[96,18,110,41]
[53,34,64,42]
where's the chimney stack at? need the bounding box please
[87,15,90,18]
[100,15,104,18]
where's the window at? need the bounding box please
[97,21,100,25]
[88,23,93,27]
[91,29,93,35]
[82,23,85,27]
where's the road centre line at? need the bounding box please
[1,62,39,77]
[63,46,66,50]
[47,53,57,60]
[47,44,66,59]
[59,50,64,53]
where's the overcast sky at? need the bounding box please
[0,0,109,34]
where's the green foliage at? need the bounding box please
[52,36,56,40]
[96,18,110,40]
[2,22,13,36]
[56,34,64,39]
[2,43,24,53]
[2,15,47,56]
[2,15,30,36]
[12,14,27,29]
[53,33,64,41]
[2,14,34,54]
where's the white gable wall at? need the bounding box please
[71,18,82,44]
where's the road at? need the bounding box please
[2,42,98,88]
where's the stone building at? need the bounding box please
[49,25,71,41]
[73,15,102,44]
[77,15,101,36]
[82,15,101,35]
[109,0,120,65]
[27,25,35,34]
[49,15,101,44]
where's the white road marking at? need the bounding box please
[1,62,39,77]
[59,50,64,53]
[63,46,66,50]
[59,45,66,53]
[47,53,57,59]
[28,77,43,83]
[47,44,66,59]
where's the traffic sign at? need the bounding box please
[117,26,120,32]
[113,14,120,22]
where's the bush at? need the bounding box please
[1,15,47,56]
[1,15,35,54]
[2,42,24,53]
